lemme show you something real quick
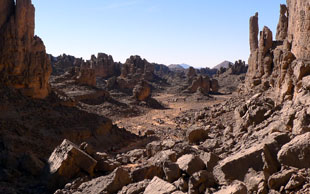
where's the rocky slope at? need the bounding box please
[52,1,310,193]
[4,0,310,194]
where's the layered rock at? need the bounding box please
[0,0,51,99]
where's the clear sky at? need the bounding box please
[32,0,286,68]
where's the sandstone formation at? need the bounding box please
[276,4,288,41]
[0,0,51,98]
[74,66,96,87]
[90,53,116,78]
[50,54,83,75]
[133,80,151,101]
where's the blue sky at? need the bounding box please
[32,0,286,68]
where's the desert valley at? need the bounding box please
[1,0,310,194]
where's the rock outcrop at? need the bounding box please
[133,80,151,101]
[90,53,116,78]
[276,4,288,41]
[0,0,52,99]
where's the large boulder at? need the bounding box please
[213,133,290,184]
[176,154,206,176]
[77,167,131,194]
[278,132,310,168]
[0,0,52,99]
[48,139,97,188]
[144,176,176,194]
[186,126,209,144]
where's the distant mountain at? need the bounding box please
[213,61,233,70]
[179,63,191,69]
[168,63,191,70]
[168,64,185,70]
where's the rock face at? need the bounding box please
[0,0,51,99]
[287,0,310,59]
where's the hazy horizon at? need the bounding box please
[33,0,286,68]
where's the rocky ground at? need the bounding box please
[2,0,310,194]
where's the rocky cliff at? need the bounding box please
[0,0,51,99]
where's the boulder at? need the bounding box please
[77,167,131,194]
[285,173,306,191]
[131,164,164,183]
[213,133,290,184]
[188,170,216,194]
[146,141,163,158]
[163,162,181,183]
[149,150,177,164]
[200,152,221,172]
[48,140,97,187]
[268,168,296,191]
[118,179,150,194]
[144,176,176,194]
[278,132,310,168]
[176,154,206,176]
[186,126,209,144]
[213,181,247,194]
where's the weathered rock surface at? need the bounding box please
[48,139,97,187]
[144,176,176,194]
[0,0,52,99]
[214,181,247,194]
[186,126,209,144]
[213,133,290,184]
[91,53,116,78]
[278,132,310,168]
[133,80,151,101]
[176,154,206,176]
[76,167,131,194]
